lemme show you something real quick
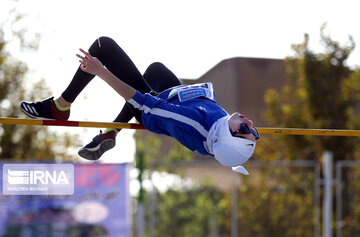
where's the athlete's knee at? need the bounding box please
[144,62,163,80]
[146,62,167,72]
[144,62,168,79]
[96,36,116,48]
[89,36,119,57]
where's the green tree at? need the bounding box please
[264,24,360,161]
[344,166,360,236]
[150,181,227,237]
[251,24,360,236]
[134,132,231,236]
[234,165,316,237]
[0,14,80,161]
[134,131,194,172]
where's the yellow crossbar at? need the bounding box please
[257,127,360,137]
[0,117,145,129]
[0,117,360,136]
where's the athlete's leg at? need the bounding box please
[143,62,181,93]
[124,62,182,124]
[79,62,181,160]
[21,36,152,120]
[113,62,181,125]
[61,36,151,103]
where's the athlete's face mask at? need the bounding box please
[231,123,260,140]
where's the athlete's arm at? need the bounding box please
[76,48,136,100]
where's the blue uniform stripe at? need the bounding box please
[128,96,208,138]
[128,89,227,156]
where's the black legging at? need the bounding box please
[61,36,181,128]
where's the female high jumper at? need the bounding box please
[20,36,259,174]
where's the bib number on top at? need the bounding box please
[168,83,215,102]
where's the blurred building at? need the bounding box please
[140,57,287,191]
[182,57,286,126]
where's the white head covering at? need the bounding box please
[205,116,256,175]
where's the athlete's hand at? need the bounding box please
[76,48,104,76]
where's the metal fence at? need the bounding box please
[335,160,360,237]
[139,153,360,237]
[142,159,321,237]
